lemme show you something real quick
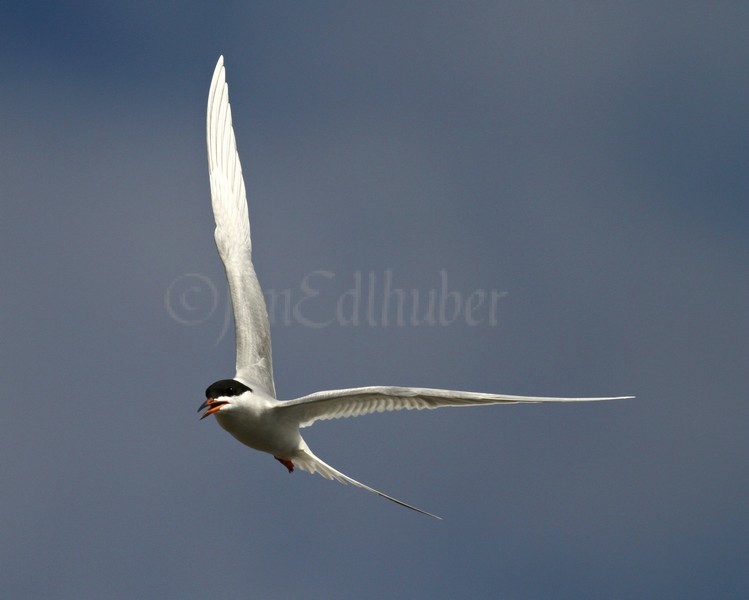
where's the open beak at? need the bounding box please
[197,398,228,420]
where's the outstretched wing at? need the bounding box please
[279,386,632,427]
[207,56,276,397]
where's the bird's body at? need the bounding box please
[213,387,294,457]
[197,56,633,519]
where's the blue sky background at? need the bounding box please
[2,3,748,598]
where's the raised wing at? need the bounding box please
[278,386,633,427]
[207,56,276,397]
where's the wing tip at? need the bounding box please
[211,55,225,83]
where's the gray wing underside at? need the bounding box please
[278,386,633,427]
[207,56,276,397]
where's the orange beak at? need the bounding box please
[197,398,228,420]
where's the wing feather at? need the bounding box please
[278,386,633,427]
[207,56,276,397]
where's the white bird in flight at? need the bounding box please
[197,55,632,519]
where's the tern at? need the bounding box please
[198,56,632,519]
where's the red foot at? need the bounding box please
[274,457,294,473]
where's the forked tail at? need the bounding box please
[293,448,442,520]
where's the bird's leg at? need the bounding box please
[274,457,294,473]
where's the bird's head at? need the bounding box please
[198,379,252,420]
